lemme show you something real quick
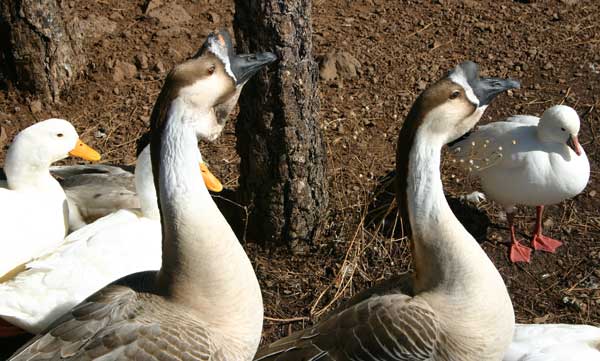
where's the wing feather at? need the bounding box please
[52,165,139,229]
[254,294,439,361]
[450,119,538,171]
[9,277,219,361]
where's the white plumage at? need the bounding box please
[0,146,160,333]
[504,323,600,361]
[452,105,590,262]
[0,119,100,279]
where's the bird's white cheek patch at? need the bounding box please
[449,72,479,106]
[208,41,235,81]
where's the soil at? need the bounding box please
[1,0,599,357]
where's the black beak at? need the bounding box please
[196,29,277,85]
[566,135,582,156]
[451,61,520,107]
[231,52,278,85]
[472,77,520,106]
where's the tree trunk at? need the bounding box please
[0,0,83,101]
[233,0,327,254]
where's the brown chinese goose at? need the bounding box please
[254,62,519,361]
[9,30,276,360]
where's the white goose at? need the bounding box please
[254,62,519,361]
[450,105,590,262]
[505,323,600,361]
[0,144,222,334]
[49,149,222,231]
[0,119,100,280]
[8,29,276,360]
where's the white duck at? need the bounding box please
[254,62,519,361]
[504,323,600,361]
[8,29,277,360]
[0,145,222,334]
[451,105,590,262]
[0,119,100,280]
[49,148,222,230]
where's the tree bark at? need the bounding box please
[233,0,327,254]
[0,0,83,101]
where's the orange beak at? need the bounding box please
[69,139,101,161]
[200,163,223,192]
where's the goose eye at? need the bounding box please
[207,65,216,75]
[560,127,566,131]
[449,90,461,100]
[57,133,64,138]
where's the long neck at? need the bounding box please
[398,125,506,296]
[409,132,477,290]
[405,127,517,360]
[152,99,263,347]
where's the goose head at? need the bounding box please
[197,29,278,128]
[537,105,583,156]
[151,29,277,142]
[5,118,100,179]
[413,61,521,145]
[194,30,268,126]
[148,29,276,190]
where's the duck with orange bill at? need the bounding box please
[0,119,100,335]
[0,143,222,335]
[0,119,101,280]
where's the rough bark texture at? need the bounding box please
[0,0,83,101]
[233,0,327,254]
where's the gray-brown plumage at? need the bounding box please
[8,29,277,361]
[50,164,139,230]
[9,273,224,361]
[258,294,439,361]
[254,62,520,361]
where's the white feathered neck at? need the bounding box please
[134,146,160,220]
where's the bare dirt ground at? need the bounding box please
[0,0,599,355]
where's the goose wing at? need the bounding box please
[64,184,139,227]
[450,120,538,171]
[323,273,414,320]
[254,294,439,361]
[9,278,219,361]
[53,167,140,229]
[50,164,132,178]
[504,115,540,126]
